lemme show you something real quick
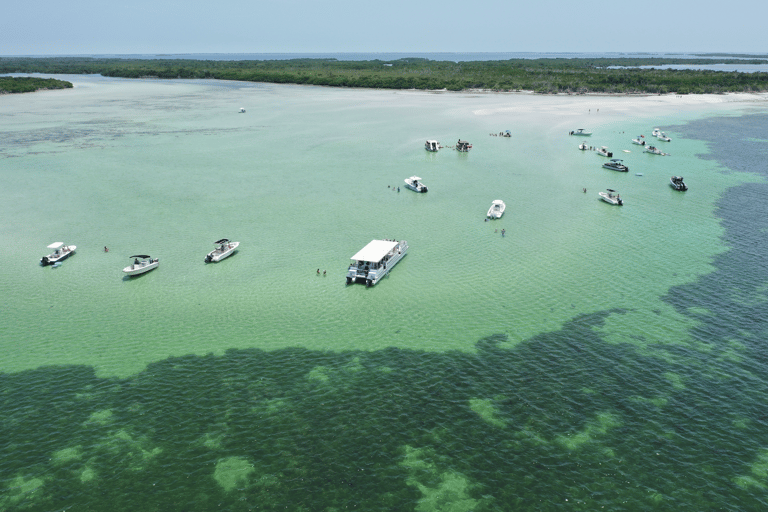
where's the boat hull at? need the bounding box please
[602,164,628,172]
[205,242,240,263]
[599,193,623,205]
[41,246,76,266]
[123,260,159,276]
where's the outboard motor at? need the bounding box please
[41,256,49,266]
[205,255,212,263]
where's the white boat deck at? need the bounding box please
[347,240,408,286]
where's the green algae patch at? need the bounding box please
[84,408,114,426]
[213,456,255,492]
[469,398,505,428]
[345,356,364,373]
[52,445,83,465]
[412,472,479,512]
[107,429,162,471]
[399,445,482,512]
[199,432,225,450]
[664,372,686,390]
[629,395,668,408]
[80,466,97,483]
[734,449,768,490]
[2,475,45,507]
[307,366,331,384]
[556,412,621,451]
[264,397,289,415]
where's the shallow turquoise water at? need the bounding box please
[1,77,767,510]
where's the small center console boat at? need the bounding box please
[487,199,506,219]
[404,176,428,193]
[40,242,76,266]
[205,239,239,263]
[599,189,623,205]
[123,255,159,276]
[670,176,688,191]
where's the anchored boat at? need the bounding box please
[570,129,592,136]
[602,159,629,172]
[487,199,506,219]
[123,255,159,276]
[596,146,613,157]
[404,176,428,193]
[346,239,408,287]
[425,140,440,152]
[40,242,76,266]
[456,140,472,152]
[205,239,239,263]
[599,189,623,206]
[670,176,688,191]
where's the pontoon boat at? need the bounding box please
[602,159,629,172]
[346,239,408,287]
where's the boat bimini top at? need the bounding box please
[350,240,399,264]
[214,239,230,245]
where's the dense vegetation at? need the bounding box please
[2,56,767,94]
[0,76,73,94]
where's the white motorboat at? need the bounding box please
[578,141,589,150]
[599,189,623,206]
[570,129,592,136]
[346,239,408,287]
[425,140,440,152]
[596,146,613,157]
[502,130,511,137]
[456,140,472,152]
[205,239,240,263]
[123,255,159,276]
[632,136,646,146]
[404,176,428,193]
[239,107,246,113]
[644,145,665,155]
[487,199,506,219]
[40,242,76,266]
[602,159,629,172]
[670,176,688,191]
[656,131,671,142]
[652,128,661,137]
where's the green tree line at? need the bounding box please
[2,57,767,94]
[0,76,73,94]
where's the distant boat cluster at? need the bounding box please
[573,126,685,206]
[40,239,240,276]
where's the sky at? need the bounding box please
[2,0,766,56]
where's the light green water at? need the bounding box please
[0,77,758,377]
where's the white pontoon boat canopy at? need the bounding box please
[47,242,64,249]
[350,240,398,263]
